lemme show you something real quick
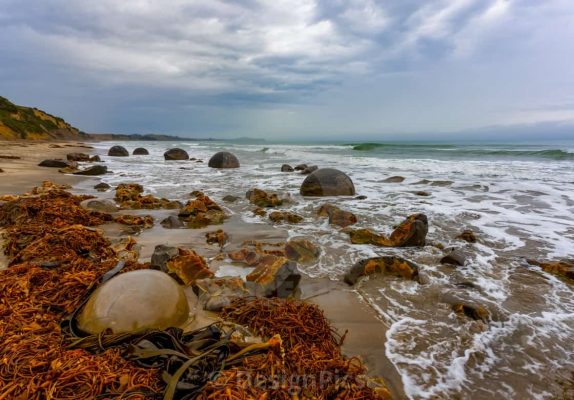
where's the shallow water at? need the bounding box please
[92,140,574,399]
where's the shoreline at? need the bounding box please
[0,140,406,399]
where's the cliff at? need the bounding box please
[0,96,86,140]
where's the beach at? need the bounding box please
[1,140,573,399]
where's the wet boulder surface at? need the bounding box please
[73,165,108,176]
[108,146,129,157]
[208,151,240,168]
[77,269,190,334]
[133,147,149,155]
[317,204,357,227]
[164,148,189,160]
[300,168,355,196]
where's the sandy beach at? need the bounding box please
[0,141,406,399]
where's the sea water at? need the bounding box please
[92,140,574,399]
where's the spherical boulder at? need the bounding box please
[77,269,190,334]
[164,148,189,160]
[133,147,149,155]
[300,168,355,196]
[208,151,240,168]
[108,146,129,157]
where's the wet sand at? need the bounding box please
[0,140,407,399]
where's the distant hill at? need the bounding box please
[0,96,86,140]
[89,133,198,141]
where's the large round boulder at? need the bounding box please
[164,148,189,160]
[133,147,149,155]
[77,269,190,334]
[108,146,129,157]
[208,151,240,168]
[300,168,355,196]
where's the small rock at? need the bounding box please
[194,277,250,311]
[317,204,357,227]
[108,146,129,157]
[114,214,154,228]
[90,155,102,162]
[67,152,91,162]
[133,147,149,155]
[190,190,204,197]
[383,176,405,183]
[415,191,430,196]
[164,148,189,160]
[222,195,239,203]
[344,256,420,285]
[228,248,262,266]
[281,164,294,172]
[301,165,318,175]
[300,168,355,196]
[527,259,574,280]
[73,165,108,176]
[160,215,184,229]
[269,211,303,224]
[455,281,479,290]
[253,208,267,217]
[246,255,301,298]
[151,245,180,270]
[38,159,73,168]
[440,250,466,266]
[206,229,228,247]
[452,303,489,322]
[457,230,477,243]
[246,188,283,207]
[81,199,118,213]
[355,195,367,200]
[94,182,111,191]
[208,151,240,168]
[285,239,320,264]
[0,168,3,173]
[294,164,308,171]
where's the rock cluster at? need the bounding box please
[246,188,283,207]
[114,183,181,210]
[349,213,428,247]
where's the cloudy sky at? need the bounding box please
[1,0,573,140]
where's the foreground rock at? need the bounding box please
[208,151,240,168]
[38,159,74,168]
[269,211,303,224]
[300,168,355,196]
[133,147,149,155]
[528,259,574,280]
[178,193,226,227]
[108,145,129,157]
[349,213,428,247]
[281,164,294,172]
[344,256,420,285]
[285,239,320,264]
[318,204,357,227]
[77,270,189,334]
[151,245,213,285]
[194,277,249,311]
[246,255,301,297]
[452,303,489,322]
[73,165,108,176]
[246,188,283,207]
[164,148,189,160]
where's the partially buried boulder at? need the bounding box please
[160,215,184,229]
[285,239,320,264]
[81,198,118,214]
[38,159,73,168]
[317,204,357,227]
[301,165,318,175]
[440,250,466,266]
[151,245,213,285]
[164,148,189,160]
[246,188,283,207]
[281,164,294,172]
[246,255,301,297]
[67,152,91,162]
[349,213,428,247]
[208,151,240,168]
[133,147,149,155]
[344,256,420,285]
[300,168,355,196]
[108,146,129,157]
[194,277,249,311]
[94,182,110,191]
[294,164,307,171]
[222,195,239,203]
[73,165,108,176]
[77,270,190,334]
[382,176,405,183]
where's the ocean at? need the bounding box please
[92,140,574,399]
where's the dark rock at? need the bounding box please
[431,180,453,186]
[73,165,108,176]
[38,159,72,168]
[415,191,430,196]
[294,164,308,171]
[205,229,228,247]
[383,176,405,183]
[281,164,294,172]
[108,146,129,157]
[285,239,320,264]
[164,148,189,160]
[246,188,283,207]
[527,259,574,280]
[133,147,149,155]
[349,213,428,247]
[441,250,466,266]
[246,255,301,297]
[455,281,479,290]
[208,151,240,168]
[0,168,3,173]
[344,256,420,285]
[269,211,303,224]
[151,245,180,270]
[301,165,318,175]
[94,182,111,191]
[222,195,239,203]
[81,199,118,213]
[0,155,20,159]
[160,215,184,229]
[90,155,102,162]
[452,303,489,322]
[67,152,91,162]
[194,277,250,311]
[457,230,477,243]
[355,195,367,200]
[300,168,355,196]
[317,204,357,227]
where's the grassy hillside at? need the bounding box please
[0,96,86,140]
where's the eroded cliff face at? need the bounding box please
[0,96,86,140]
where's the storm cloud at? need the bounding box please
[0,0,573,139]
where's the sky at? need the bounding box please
[0,0,573,140]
